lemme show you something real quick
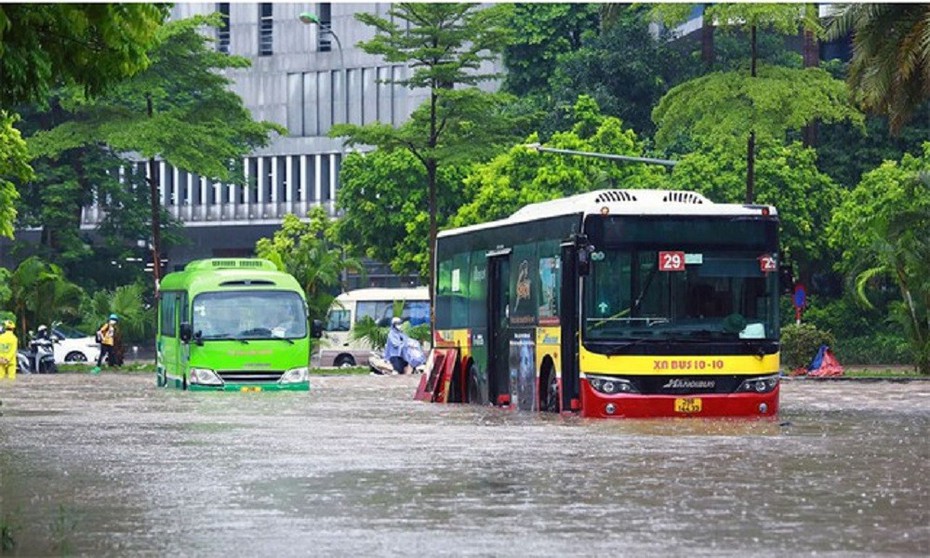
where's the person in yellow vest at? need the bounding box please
[0,320,18,380]
[93,313,120,373]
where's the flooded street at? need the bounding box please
[1,373,927,557]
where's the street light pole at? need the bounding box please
[298,12,347,122]
[524,143,678,168]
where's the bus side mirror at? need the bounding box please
[179,322,193,343]
[311,319,323,339]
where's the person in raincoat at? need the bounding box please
[383,317,409,374]
[0,320,18,379]
[94,313,121,371]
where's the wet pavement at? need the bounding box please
[0,373,928,557]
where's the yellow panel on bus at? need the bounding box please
[580,347,779,375]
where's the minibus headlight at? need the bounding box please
[280,366,309,384]
[190,367,223,386]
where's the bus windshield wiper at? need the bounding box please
[269,337,295,344]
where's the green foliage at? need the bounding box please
[82,282,154,344]
[334,150,467,279]
[781,323,836,370]
[544,6,688,137]
[255,206,363,322]
[828,143,930,374]
[653,65,863,153]
[827,4,930,135]
[27,15,284,183]
[705,4,820,37]
[334,3,521,285]
[0,112,31,238]
[350,315,429,352]
[671,140,840,278]
[350,316,389,352]
[453,96,668,227]
[4,256,84,342]
[503,3,600,97]
[0,4,169,106]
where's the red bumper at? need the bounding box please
[580,379,779,419]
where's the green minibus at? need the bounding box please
[156,258,321,391]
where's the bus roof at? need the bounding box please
[439,189,778,238]
[160,258,304,296]
[333,287,429,303]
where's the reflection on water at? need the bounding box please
[0,374,927,556]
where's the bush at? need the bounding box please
[833,333,912,365]
[781,323,836,370]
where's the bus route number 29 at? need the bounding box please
[658,251,686,272]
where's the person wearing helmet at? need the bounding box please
[382,316,409,375]
[0,320,18,379]
[94,313,121,372]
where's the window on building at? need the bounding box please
[217,3,230,53]
[259,3,273,56]
[318,3,332,52]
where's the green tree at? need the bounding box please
[671,139,841,281]
[827,144,930,374]
[0,4,168,107]
[651,4,841,202]
[83,282,154,344]
[544,5,688,138]
[0,112,31,239]
[453,96,668,227]
[255,206,363,322]
[6,256,83,339]
[335,150,468,279]
[828,4,930,135]
[331,3,519,290]
[0,4,167,238]
[503,3,600,97]
[27,15,285,290]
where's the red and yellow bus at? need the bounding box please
[429,189,783,418]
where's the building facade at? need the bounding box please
[80,3,450,283]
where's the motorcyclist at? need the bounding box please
[0,320,18,379]
[383,317,408,374]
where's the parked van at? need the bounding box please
[319,287,430,368]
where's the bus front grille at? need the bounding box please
[217,370,284,383]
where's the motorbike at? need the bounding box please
[17,331,58,374]
[369,337,427,375]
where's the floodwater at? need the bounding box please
[0,374,927,557]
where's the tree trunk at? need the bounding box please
[146,93,162,295]
[746,25,757,204]
[802,26,820,147]
[701,6,715,68]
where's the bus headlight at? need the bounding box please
[737,375,778,394]
[280,367,309,384]
[587,376,638,394]
[190,368,223,386]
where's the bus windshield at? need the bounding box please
[192,291,308,340]
[583,216,780,343]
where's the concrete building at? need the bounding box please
[80,3,448,284]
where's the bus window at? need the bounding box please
[161,292,178,337]
[405,301,430,326]
[326,308,350,332]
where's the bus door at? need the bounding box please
[487,251,511,406]
[159,291,181,386]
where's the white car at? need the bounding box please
[52,325,100,364]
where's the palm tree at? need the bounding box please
[828,4,930,135]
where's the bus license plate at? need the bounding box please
[241,386,262,392]
[674,398,702,413]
